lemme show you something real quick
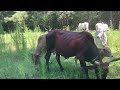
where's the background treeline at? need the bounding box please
[0,11,120,33]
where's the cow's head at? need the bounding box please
[102,46,113,58]
[32,35,47,65]
[94,57,120,79]
[32,53,41,65]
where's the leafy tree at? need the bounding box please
[1,11,120,33]
[4,11,28,32]
[0,11,15,33]
[112,11,120,29]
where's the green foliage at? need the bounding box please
[4,11,28,23]
[0,11,120,32]
[4,11,28,32]
[0,23,4,34]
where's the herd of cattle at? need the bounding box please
[32,22,120,79]
[76,22,110,48]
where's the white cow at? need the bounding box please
[96,23,110,32]
[76,22,89,32]
[94,23,109,48]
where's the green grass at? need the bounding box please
[0,29,120,79]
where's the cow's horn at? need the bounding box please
[106,57,120,64]
[94,61,100,65]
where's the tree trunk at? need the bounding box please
[112,11,120,30]
[110,11,113,29]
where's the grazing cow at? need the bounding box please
[79,46,120,79]
[92,57,120,79]
[76,22,89,32]
[94,23,109,48]
[32,34,55,65]
[45,29,103,79]
[85,57,120,79]
[32,34,47,64]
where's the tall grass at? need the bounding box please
[0,28,120,79]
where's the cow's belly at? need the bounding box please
[55,47,76,59]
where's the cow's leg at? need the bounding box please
[94,65,108,79]
[77,54,89,79]
[56,54,64,71]
[99,37,104,48]
[100,34,106,47]
[94,66,100,79]
[80,61,89,79]
[45,51,51,71]
[91,61,103,79]
[96,32,104,48]
[101,73,107,79]
[103,32,107,46]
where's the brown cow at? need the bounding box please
[45,29,103,79]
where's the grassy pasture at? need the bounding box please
[0,29,120,79]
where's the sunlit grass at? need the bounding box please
[0,29,120,79]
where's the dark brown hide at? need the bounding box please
[46,30,99,60]
[45,29,102,79]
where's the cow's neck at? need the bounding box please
[98,48,104,60]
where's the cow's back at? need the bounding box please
[55,31,86,58]
[46,30,99,61]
